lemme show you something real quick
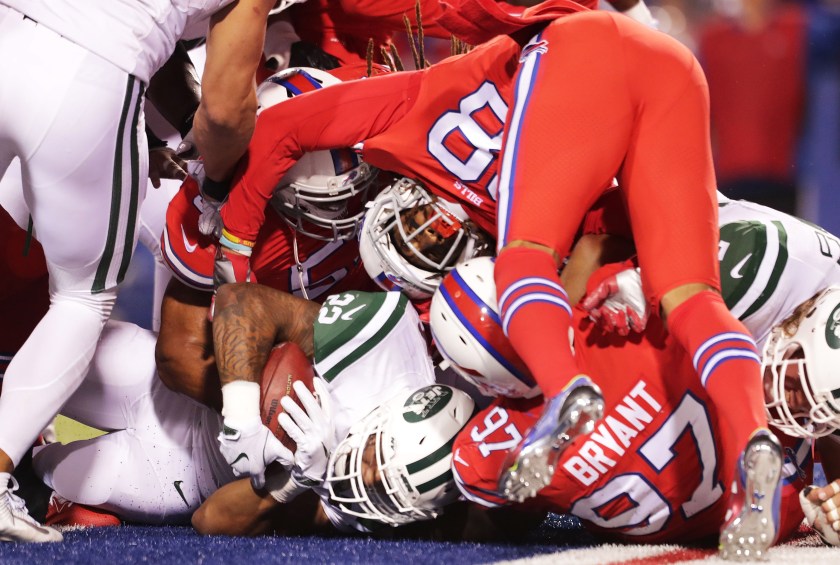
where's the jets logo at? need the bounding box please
[402,385,452,423]
[826,303,840,349]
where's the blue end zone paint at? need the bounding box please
[0,515,597,564]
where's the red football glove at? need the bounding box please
[580,260,648,336]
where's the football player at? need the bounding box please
[431,256,809,560]
[209,1,762,538]
[30,289,509,538]
[0,0,281,542]
[157,66,380,408]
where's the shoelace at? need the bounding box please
[3,478,40,527]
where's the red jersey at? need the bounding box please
[162,177,376,300]
[222,35,523,241]
[289,0,452,66]
[452,311,810,544]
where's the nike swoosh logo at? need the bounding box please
[232,453,248,465]
[340,305,366,321]
[180,224,198,253]
[173,480,190,509]
[730,254,752,279]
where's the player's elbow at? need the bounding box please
[195,94,256,136]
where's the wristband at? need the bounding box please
[221,381,261,422]
[220,228,256,255]
[265,466,308,503]
[202,176,231,203]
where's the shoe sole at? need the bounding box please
[719,439,782,561]
[499,386,604,502]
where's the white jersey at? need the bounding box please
[718,194,840,348]
[0,0,232,83]
[312,290,436,532]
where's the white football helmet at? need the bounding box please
[257,67,378,241]
[326,384,475,526]
[763,286,840,438]
[429,256,540,399]
[358,177,492,300]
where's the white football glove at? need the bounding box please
[175,128,198,160]
[218,415,293,490]
[580,266,648,336]
[278,378,336,487]
[186,160,225,238]
[800,483,840,546]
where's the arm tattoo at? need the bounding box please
[213,283,319,387]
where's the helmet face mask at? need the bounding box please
[272,159,378,241]
[325,385,475,526]
[762,286,840,438]
[257,67,379,242]
[359,178,493,300]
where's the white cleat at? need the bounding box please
[498,376,604,503]
[719,429,783,561]
[0,474,62,543]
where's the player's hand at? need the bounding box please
[184,160,226,238]
[175,128,198,160]
[801,481,840,545]
[148,147,188,188]
[278,378,336,487]
[214,237,256,287]
[218,416,293,490]
[580,264,648,336]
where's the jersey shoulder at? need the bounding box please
[313,291,410,381]
[452,397,541,508]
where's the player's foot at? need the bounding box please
[45,492,121,528]
[0,473,62,542]
[498,375,603,502]
[719,428,783,561]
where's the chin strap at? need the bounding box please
[292,231,310,301]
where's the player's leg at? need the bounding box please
[493,12,634,497]
[0,17,148,541]
[615,17,782,557]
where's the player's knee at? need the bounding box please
[51,287,117,322]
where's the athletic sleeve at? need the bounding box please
[221,71,423,242]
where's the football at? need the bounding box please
[260,341,315,451]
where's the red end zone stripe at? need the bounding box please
[604,547,715,565]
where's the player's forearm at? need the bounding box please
[221,71,419,242]
[195,0,272,182]
[212,284,319,388]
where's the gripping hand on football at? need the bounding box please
[278,378,337,487]
[580,262,648,336]
[218,415,293,490]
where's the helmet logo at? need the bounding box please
[827,304,840,350]
[402,385,452,423]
